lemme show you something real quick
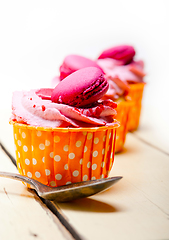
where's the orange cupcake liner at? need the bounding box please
[11,121,119,187]
[115,100,132,152]
[126,82,145,131]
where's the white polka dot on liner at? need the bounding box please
[17,140,21,146]
[102,148,105,155]
[69,153,75,159]
[84,146,88,153]
[25,158,30,165]
[93,150,98,157]
[91,176,96,180]
[75,140,82,147]
[100,174,104,179]
[45,169,50,176]
[45,140,50,146]
[54,155,61,162]
[35,171,41,178]
[23,145,28,152]
[36,131,42,137]
[50,152,54,158]
[87,162,91,168]
[39,143,45,150]
[63,145,69,152]
[94,137,99,144]
[73,170,79,177]
[31,145,34,151]
[66,181,72,185]
[103,135,106,142]
[50,181,56,187]
[55,174,62,180]
[22,132,26,139]
[64,164,68,170]
[87,133,93,140]
[83,175,88,181]
[18,152,20,158]
[92,164,97,170]
[42,157,45,163]
[32,158,37,165]
[14,134,17,140]
[54,136,60,143]
[27,172,32,178]
[79,159,83,165]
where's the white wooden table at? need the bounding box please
[0,104,169,240]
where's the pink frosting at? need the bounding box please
[97,59,146,100]
[11,88,117,128]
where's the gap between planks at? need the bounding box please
[0,141,84,240]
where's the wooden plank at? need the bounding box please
[134,104,169,154]
[54,134,169,240]
[0,109,84,240]
[0,147,73,240]
[1,106,169,240]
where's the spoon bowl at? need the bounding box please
[0,171,122,202]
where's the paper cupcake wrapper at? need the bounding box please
[115,100,131,152]
[11,121,119,187]
[126,83,145,131]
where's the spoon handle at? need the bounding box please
[0,171,37,189]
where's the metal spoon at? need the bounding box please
[0,171,122,202]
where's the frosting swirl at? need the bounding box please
[97,59,146,100]
[11,88,117,128]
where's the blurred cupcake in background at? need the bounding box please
[51,54,103,87]
[52,54,128,152]
[97,57,132,152]
[97,45,146,132]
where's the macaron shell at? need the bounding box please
[60,54,104,80]
[52,67,109,107]
[98,45,135,64]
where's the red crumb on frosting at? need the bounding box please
[42,105,46,111]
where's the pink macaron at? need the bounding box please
[98,45,135,64]
[51,67,109,107]
[59,54,104,80]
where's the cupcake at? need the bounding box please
[10,67,119,187]
[96,58,132,152]
[51,54,103,88]
[97,45,146,132]
[52,54,129,152]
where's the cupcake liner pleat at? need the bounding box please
[115,101,132,152]
[126,83,145,131]
[81,131,93,181]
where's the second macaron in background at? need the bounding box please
[51,45,146,153]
